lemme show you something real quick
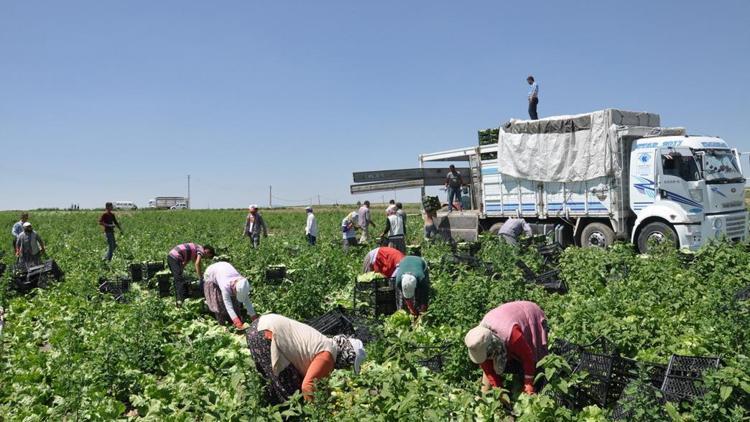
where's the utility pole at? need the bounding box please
[318,194,321,206]
[187,174,191,209]
[269,185,272,208]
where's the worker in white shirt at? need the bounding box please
[202,261,258,329]
[498,218,533,246]
[305,206,318,246]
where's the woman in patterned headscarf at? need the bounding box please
[246,313,367,403]
[464,301,548,395]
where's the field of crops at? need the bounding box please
[1,208,749,421]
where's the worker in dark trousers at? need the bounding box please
[527,75,539,120]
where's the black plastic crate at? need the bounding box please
[353,277,396,317]
[185,281,204,299]
[515,260,566,293]
[515,260,537,282]
[156,272,172,298]
[11,259,63,293]
[306,307,355,337]
[537,242,563,266]
[735,285,750,301]
[98,276,130,302]
[611,382,667,421]
[144,261,165,280]
[406,245,421,256]
[265,265,287,283]
[413,343,451,372]
[660,355,720,401]
[444,254,495,276]
[129,263,143,282]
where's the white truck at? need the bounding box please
[148,197,189,209]
[351,109,748,252]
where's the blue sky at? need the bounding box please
[1,1,748,209]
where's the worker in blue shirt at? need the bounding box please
[527,75,539,120]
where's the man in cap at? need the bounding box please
[393,256,430,316]
[464,301,548,395]
[202,261,258,329]
[244,204,268,248]
[15,222,46,268]
[304,206,318,246]
[10,212,29,250]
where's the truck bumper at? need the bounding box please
[677,211,748,250]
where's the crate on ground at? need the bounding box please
[145,261,165,279]
[735,285,750,301]
[611,382,667,421]
[98,276,130,302]
[406,244,421,256]
[537,242,563,266]
[354,273,396,317]
[305,306,355,336]
[572,352,640,407]
[185,281,204,299]
[11,259,64,293]
[129,263,143,282]
[660,355,721,401]
[413,343,452,372]
[515,260,567,293]
[264,265,287,284]
[154,269,172,298]
[443,254,496,276]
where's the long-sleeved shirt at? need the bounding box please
[257,314,338,377]
[203,262,255,321]
[245,212,268,237]
[341,214,358,239]
[498,218,532,240]
[394,256,428,290]
[169,243,204,265]
[305,213,318,237]
[357,206,372,228]
[11,221,24,239]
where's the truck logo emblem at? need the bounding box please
[638,153,650,163]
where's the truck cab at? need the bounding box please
[630,135,747,251]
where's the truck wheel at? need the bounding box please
[488,222,504,235]
[580,222,615,248]
[637,222,678,253]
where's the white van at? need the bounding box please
[115,201,138,210]
[170,202,188,210]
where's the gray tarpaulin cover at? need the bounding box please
[496,109,660,182]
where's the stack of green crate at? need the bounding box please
[477,128,499,145]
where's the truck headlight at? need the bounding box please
[713,219,724,230]
[689,189,703,203]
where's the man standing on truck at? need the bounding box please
[99,202,123,261]
[244,205,268,248]
[527,75,539,120]
[498,218,533,246]
[445,165,465,212]
[357,201,376,243]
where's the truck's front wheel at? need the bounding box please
[580,222,615,248]
[636,222,678,253]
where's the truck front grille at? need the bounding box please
[726,214,747,240]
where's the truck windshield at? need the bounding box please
[700,149,744,183]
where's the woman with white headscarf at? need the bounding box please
[393,256,430,316]
[246,313,367,403]
[341,211,360,251]
[464,301,548,395]
[244,204,268,248]
[203,261,258,329]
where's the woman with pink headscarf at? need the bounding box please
[464,301,548,395]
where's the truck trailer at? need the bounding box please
[147,197,189,209]
[351,109,748,252]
